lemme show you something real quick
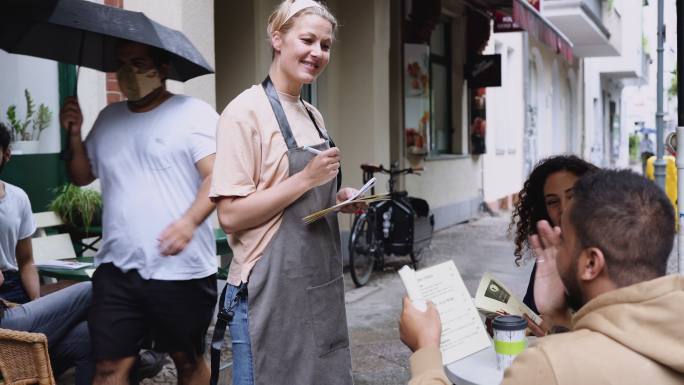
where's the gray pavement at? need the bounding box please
[58,212,680,384]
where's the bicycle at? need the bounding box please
[348,162,435,287]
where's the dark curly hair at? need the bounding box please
[509,155,598,265]
[0,123,10,152]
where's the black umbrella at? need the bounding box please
[0,0,214,82]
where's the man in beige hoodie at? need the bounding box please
[400,169,684,385]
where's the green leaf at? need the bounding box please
[48,184,103,232]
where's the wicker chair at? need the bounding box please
[0,328,55,385]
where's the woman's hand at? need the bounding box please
[301,147,340,188]
[399,297,441,352]
[530,220,571,323]
[336,187,367,213]
[523,314,551,337]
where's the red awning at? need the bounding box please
[493,0,574,64]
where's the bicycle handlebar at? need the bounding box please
[360,163,423,176]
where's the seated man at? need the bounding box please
[0,123,39,303]
[0,282,94,384]
[400,169,684,384]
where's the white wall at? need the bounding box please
[124,0,216,109]
[585,0,649,168]
[528,38,579,161]
[0,53,61,154]
[483,32,525,202]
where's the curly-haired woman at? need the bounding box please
[510,155,598,315]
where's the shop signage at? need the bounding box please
[465,54,501,88]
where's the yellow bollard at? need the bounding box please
[646,155,678,227]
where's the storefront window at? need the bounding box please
[429,20,452,154]
[404,43,430,156]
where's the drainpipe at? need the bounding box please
[676,0,683,274]
[655,0,666,189]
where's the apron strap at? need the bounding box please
[300,95,329,142]
[262,76,299,149]
[210,284,231,385]
[261,76,342,190]
[300,100,343,190]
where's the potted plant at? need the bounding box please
[48,184,103,233]
[4,89,53,154]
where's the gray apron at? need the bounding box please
[246,77,353,385]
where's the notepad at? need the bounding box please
[399,261,492,364]
[302,177,389,224]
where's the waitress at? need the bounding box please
[209,1,357,384]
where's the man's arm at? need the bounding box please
[399,297,451,385]
[157,154,216,256]
[60,97,96,186]
[500,346,558,385]
[16,238,39,301]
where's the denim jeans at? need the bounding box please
[225,283,254,385]
[0,282,94,385]
[0,270,30,304]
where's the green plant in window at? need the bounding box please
[3,89,53,141]
[49,184,103,232]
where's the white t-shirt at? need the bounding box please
[85,95,218,280]
[0,182,36,272]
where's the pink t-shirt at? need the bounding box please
[210,85,327,285]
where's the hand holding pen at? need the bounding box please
[301,146,340,188]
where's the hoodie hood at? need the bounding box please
[572,274,684,374]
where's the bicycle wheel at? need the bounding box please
[349,213,375,287]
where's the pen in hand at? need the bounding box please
[302,145,322,155]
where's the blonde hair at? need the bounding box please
[267,0,338,42]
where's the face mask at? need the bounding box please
[116,65,163,101]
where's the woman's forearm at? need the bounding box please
[218,172,314,233]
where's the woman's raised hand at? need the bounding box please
[530,220,568,318]
[301,147,340,188]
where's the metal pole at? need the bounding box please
[676,0,684,274]
[655,0,666,189]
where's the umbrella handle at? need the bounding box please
[59,122,73,161]
[60,70,79,162]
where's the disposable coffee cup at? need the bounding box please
[492,315,527,371]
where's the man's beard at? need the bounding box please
[560,259,585,312]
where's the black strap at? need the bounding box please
[209,284,231,385]
[300,96,330,142]
[210,283,249,385]
[262,76,300,149]
[261,76,342,190]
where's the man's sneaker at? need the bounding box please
[130,350,169,383]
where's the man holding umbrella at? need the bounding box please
[59,38,218,385]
